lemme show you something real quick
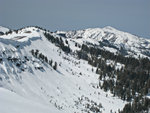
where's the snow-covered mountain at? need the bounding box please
[0,26,9,35]
[57,26,150,58]
[0,26,149,113]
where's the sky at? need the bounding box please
[0,0,150,38]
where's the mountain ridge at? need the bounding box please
[0,25,150,113]
[56,26,150,59]
[0,26,10,35]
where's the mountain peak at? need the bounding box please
[103,26,116,30]
[0,26,10,34]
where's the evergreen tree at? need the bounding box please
[53,62,57,70]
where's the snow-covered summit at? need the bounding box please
[0,26,41,41]
[57,26,150,58]
[0,26,10,34]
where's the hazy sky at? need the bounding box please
[0,0,150,38]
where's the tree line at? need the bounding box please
[31,49,57,70]
[44,32,71,53]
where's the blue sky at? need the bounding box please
[0,0,150,38]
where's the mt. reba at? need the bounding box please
[0,26,150,113]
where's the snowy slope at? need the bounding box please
[0,88,61,113]
[57,26,150,58]
[1,26,148,113]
